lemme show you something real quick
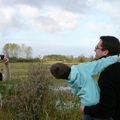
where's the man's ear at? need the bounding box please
[103,49,109,56]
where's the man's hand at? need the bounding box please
[80,104,85,113]
[3,56,9,64]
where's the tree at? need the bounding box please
[3,43,33,58]
[3,43,20,58]
[25,46,32,59]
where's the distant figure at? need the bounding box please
[0,55,10,81]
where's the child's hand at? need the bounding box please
[80,104,85,113]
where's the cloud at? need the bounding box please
[4,0,91,13]
[91,0,120,34]
[44,0,91,13]
[92,0,120,23]
[0,0,120,34]
[0,7,15,31]
[0,4,31,34]
[0,0,92,34]
[18,5,79,32]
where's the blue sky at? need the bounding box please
[0,0,120,57]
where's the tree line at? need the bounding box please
[3,43,32,58]
[2,43,94,63]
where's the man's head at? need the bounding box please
[50,63,71,79]
[95,36,120,59]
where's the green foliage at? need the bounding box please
[43,54,74,62]
[9,57,40,63]
[0,63,50,120]
[2,53,94,64]
[0,62,84,120]
[0,55,95,119]
[40,54,94,64]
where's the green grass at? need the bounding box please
[0,62,83,120]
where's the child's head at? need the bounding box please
[50,63,71,79]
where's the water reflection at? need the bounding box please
[51,86,79,109]
[53,86,71,91]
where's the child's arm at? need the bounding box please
[85,55,118,75]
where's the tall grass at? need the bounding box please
[0,62,83,120]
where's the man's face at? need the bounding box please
[94,39,109,59]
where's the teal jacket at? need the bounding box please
[67,55,118,106]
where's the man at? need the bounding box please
[80,36,120,120]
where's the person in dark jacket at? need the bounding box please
[80,36,120,120]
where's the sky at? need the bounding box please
[0,0,120,57]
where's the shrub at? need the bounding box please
[1,63,51,120]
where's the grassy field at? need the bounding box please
[0,62,83,120]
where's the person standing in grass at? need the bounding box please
[0,55,10,81]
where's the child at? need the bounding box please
[50,55,119,106]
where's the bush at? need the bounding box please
[1,63,51,120]
[0,62,83,120]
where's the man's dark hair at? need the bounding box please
[50,63,71,79]
[100,36,120,56]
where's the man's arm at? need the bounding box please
[3,56,10,81]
